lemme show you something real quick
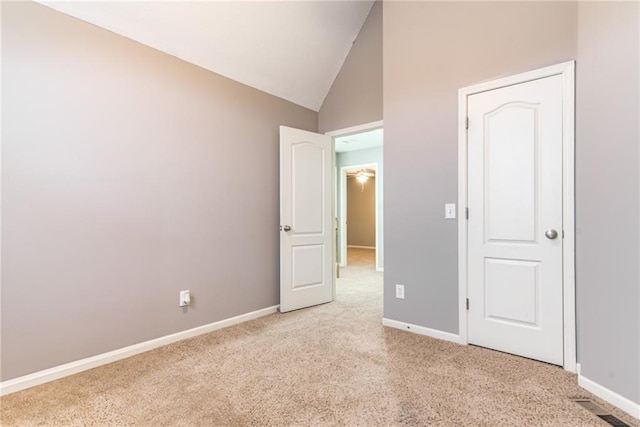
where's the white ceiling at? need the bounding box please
[37,0,375,112]
[335,128,383,153]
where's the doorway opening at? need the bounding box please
[340,164,378,271]
[326,120,384,303]
[328,122,383,274]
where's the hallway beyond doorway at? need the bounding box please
[346,247,376,271]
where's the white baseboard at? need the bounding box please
[376,267,384,272]
[0,305,279,396]
[382,318,463,345]
[578,368,640,419]
[347,245,375,250]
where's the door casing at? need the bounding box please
[457,61,576,372]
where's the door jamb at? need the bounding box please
[457,61,576,372]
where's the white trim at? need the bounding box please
[339,164,348,266]
[0,305,279,396]
[376,267,384,272]
[382,318,464,345]
[347,245,376,250]
[0,7,3,378]
[325,120,383,138]
[578,373,640,419]
[457,61,576,372]
[457,82,469,346]
[560,61,577,373]
[331,150,344,302]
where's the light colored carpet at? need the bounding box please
[1,248,637,426]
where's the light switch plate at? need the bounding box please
[445,203,456,219]
[179,290,191,307]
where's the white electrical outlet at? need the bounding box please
[179,290,191,307]
[395,284,405,299]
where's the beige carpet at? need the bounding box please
[1,248,638,426]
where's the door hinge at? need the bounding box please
[466,298,469,310]
[465,208,469,220]
[465,117,469,130]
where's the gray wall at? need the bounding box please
[383,1,577,333]
[318,0,382,133]
[1,2,317,381]
[380,0,640,406]
[575,1,640,404]
[347,177,376,247]
[336,147,383,268]
[5,0,639,408]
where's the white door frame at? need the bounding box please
[457,61,576,372]
[339,162,379,268]
[326,120,383,272]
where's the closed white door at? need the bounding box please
[280,126,333,313]
[467,75,564,365]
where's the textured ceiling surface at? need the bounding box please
[37,0,375,111]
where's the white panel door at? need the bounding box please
[280,126,333,313]
[467,75,564,365]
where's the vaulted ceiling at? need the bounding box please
[36,1,375,112]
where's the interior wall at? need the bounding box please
[575,1,640,405]
[383,0,640,407]
[336,147,383,268]
[318,0,382,133]
[383,1,577,333]
[1,2,317,381]
[347,177,376,247]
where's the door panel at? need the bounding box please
[292,245,324,289]
[292,143,324,233]
[467,75,563,365]
[485,103,538,243]
[484,258,539,327]
[280,126,333,313]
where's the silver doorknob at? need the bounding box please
[283,225,292,232]
[545,229,558,240]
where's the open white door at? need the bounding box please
[280,126,334,313]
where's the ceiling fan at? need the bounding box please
[347,168,375,191]
[353,169,375,183]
